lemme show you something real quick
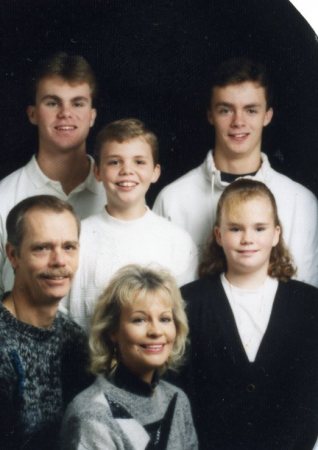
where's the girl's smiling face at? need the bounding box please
[215,195,280,283]
[111,292,177,384]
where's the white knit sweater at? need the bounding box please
[65,207,198,331]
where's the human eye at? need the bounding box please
[219,107,230,115]
[256,226,266,232]
[44,99,58,107]
[107,159,119,166]
[160,315,173,323]
[32,244,50,253]
[135,159,147,165]
[73,100,86,107]
[246,107,258,114]
[131,316,146,324]
[229,226,240,232]
[63,242,78,252]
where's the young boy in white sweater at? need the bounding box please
[65,118,198,332]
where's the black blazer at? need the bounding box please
[179,276,318,450]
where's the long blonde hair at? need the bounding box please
[199,179,296,281]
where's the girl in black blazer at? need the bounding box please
[180,179,318,450]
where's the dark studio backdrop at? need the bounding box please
[1,0,318,205]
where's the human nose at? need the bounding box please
[119,160,133,174]
[231,110,244,127]
[49,248,66,267]
[147,320,163,337]
[240,229,253,244]
[57,103,72,119]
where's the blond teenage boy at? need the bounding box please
[0,52,106,296]
[154,58,318,287]
[65,118,198,331]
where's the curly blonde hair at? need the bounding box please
[199,179,296,281]
[89,264,189,376]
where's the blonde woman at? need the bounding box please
[60,264,198,450]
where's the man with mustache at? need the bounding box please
[0,195,91,450]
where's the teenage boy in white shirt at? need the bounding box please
[0,52,106,295]
[65,118,198,332]
[153,57,318,287]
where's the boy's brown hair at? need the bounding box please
[94,118,159,166]
[30,51,97,104]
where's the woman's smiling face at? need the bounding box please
[111,292,176,384]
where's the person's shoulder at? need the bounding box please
[267,165,317,203]
[158,378,190,400]
[81,211,105,227]
[80,211,108,240]
[149,211,193,238]
[156,160,207,198]
[279,279,318,311]
[148,210,189,236]
[0,162,28,187]
[181,275,218,294]
[280,278,318,296]
[57,311,87,338]
[65,378,105,416]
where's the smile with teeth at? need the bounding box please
[55,125,77,131]
[116,181,138,187]
[229,133,249,139]
[140,344,165,352]
[39,272,71,280]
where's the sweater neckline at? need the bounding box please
[0,297,59,340]
[110,363,159,397]
[101,206,152,226]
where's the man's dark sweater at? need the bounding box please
[0,301,92,450]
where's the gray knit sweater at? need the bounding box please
[60,364,198,450]
[0,300,91,450]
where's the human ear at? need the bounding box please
[6,243,19,270]
[27,105,38,125]
[90,108,97,127]
[263,107,273,127]
[151,164,161,183]
[272,225,280,247]
[207,108,214,126]
[214,226,222,246]
[93,162,101,181]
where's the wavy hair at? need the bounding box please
[199,179,296,281]
[89,264,188,376]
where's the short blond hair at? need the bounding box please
[89,264,188,376]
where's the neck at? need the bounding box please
[225,268,268,289]
[106,203,147,221]
[37,148,90,195]
[3,289,59,328]
[213,148,262,174]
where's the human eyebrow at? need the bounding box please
[244,103,262,110]
[214,102,233,108]
[31,241,53,250]
[40,95,61,103]
[254,222,269,227]
[63,240,79,248]
[71,96,90,104]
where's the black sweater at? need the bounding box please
[179,276,318,450]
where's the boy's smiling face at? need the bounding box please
[95,137,160,219]
[207,81,273,161]
[27,75,96,155]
